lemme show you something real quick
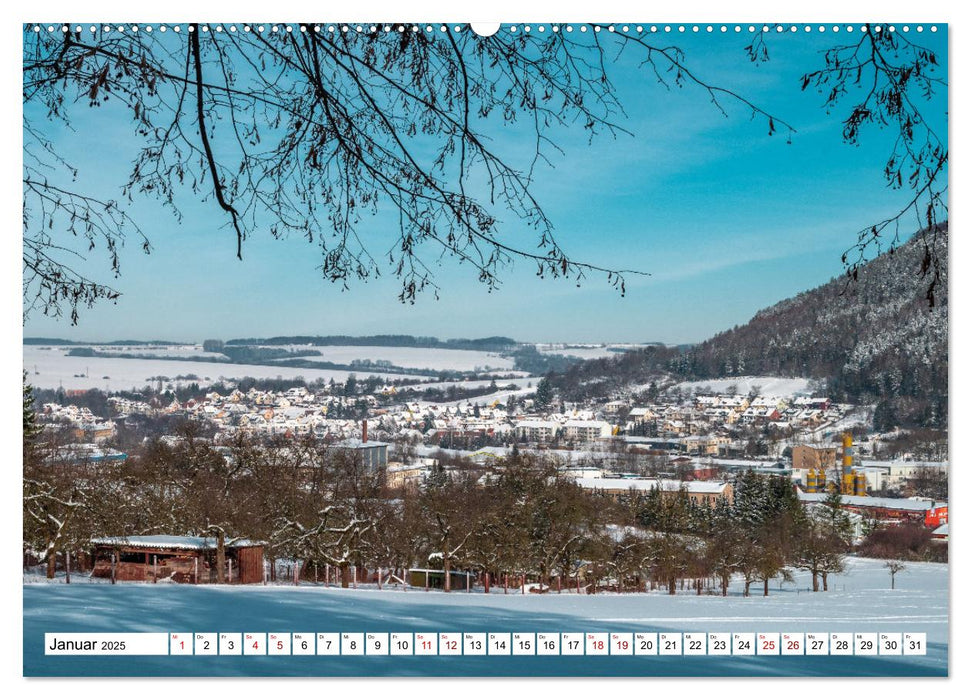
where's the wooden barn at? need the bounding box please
[90,535,264,584]
[408,568,474,590]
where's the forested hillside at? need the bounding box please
[553,225,948,429]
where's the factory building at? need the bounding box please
[801,433,867,497]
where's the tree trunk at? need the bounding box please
[812,570,819,592]
[46,553,56,579]
[443,553,451,592]
[744,580,751,597]
[668,578,676,595]
[763,579,769,597]
[822,571,829,591]
[721,575,728,596]
[215,531,226,584]
[340,563,350,588]
[891,574,895,590]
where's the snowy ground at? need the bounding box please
[22,346,429,391]
[69,344,230,360]
[670,376,814,398]
[535,344,652,360]
[268,346,515,372]
[23,557,947,677]
[396,376,538,393]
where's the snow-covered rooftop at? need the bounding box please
[332,438,391,448]
[90,535,261,550]
[658,479,730,494]
[797,493,946,512]
[575,477,660,492]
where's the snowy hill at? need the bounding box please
[551,225,947,428]
[677,225,947,428]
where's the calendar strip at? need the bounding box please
[44,632,927,656]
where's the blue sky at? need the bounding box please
[22,26,948,344]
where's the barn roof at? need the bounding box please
[91,535,262,550]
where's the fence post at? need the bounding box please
[110,553,116,585]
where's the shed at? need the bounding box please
[408,568,474,590]
[90,535,264,584]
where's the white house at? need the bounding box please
[564,419,612,442]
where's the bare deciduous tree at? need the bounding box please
[24,23,801,323]
[885,559,907,589]
[764,26,947,305]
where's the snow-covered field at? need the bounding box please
[73,344,229,360]
[536,343,651,360]
[398,376,538,393]
[270,345,515,372]
[671,376,814,398]
[23,557,947,676]
[22,346,426,391]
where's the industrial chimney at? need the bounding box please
[362,419,368,443]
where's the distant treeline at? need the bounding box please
[224,335,518,352]
[60,346,495,381]
[25,338,187,346]
[64,346,323,364]
[510,346,583,375]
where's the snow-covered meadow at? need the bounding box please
[24,557,947,676]
[268,345,515,372]
[671,376,815,398]
[536,343,652,360]
[22,345,430,391]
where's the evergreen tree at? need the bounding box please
[821,490,853,544]
[534,377,554,410]
[23,371,42,460]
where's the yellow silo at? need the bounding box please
[854,471,867,497]
[806,468,818,493]
[841,433,856,494]
[842,433,854,469]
